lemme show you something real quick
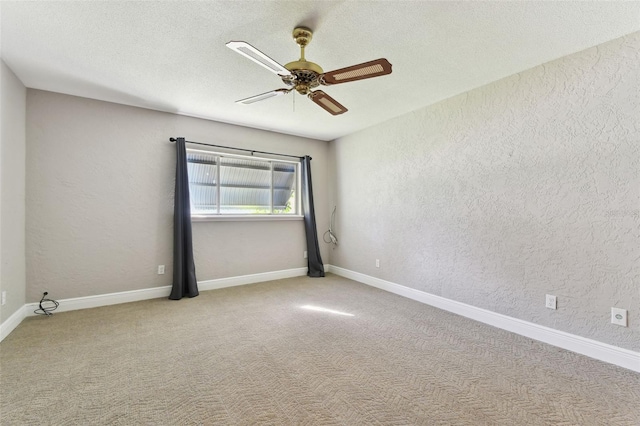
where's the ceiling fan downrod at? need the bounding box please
[293,27,312,60]
[283,27,324,95]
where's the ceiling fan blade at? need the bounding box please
[236,89,290,105]
[226,41,292,77]
[321,58,392,85]
[308,90,348,115]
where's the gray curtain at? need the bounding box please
[169,137,199,299]
[301,155,325,277]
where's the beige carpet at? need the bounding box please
[1,274,638,425]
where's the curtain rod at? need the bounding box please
[169,138,308,160]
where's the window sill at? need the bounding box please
[191,215,304,222]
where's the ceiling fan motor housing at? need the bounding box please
[282,68,322,94]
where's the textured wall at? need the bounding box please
[0,60,27,323]
[329,33,639,351]
[26,91,329,301]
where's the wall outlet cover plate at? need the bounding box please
[611,307,628,327]
[545,294,557,310]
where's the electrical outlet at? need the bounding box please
[611,307,627,327]
[157,265,165,275]
[1,291,6,306]
[375,259,380,268]
[303,251,308,259]
[545,294,557,310]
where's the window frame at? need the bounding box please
[186,148,302,221]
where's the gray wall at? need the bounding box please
[0,60,27,323]
[329,33,639,351]
[26,90,329,301]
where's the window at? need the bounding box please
[187,149,299,218]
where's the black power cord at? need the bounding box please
[34,292,59,316]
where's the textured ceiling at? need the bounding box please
[2,1,639,141]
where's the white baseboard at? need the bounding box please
[0,305,27,342]
[1,266,312,343]
[198,267,308,291]
[25,285,173,316]
[327,265,640,373]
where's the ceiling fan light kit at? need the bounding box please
[226,27,392,115]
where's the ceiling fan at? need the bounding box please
[226,27,392,115]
